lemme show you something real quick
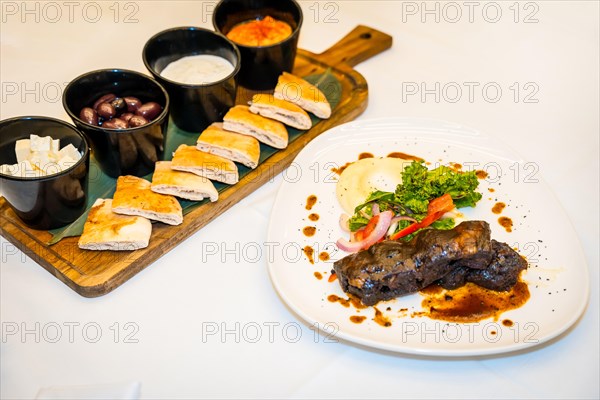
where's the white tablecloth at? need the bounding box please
[1,1,598,398]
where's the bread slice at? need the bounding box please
[151,161,218,202]
[171,144,238,184]
[112,175,183,225]
[196,123,260,169]
[222,105,288,149]
[78,198,152,251]
[249,94,312,130]
[273,72,331,119]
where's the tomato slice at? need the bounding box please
[389,194,454,240]
[427,193,454,215]
[353,214,379,242]
[389,221,421,240]
[362,214,380,237]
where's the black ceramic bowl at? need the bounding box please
[0,116,90,230]
[213,0,303,90]
[142,27,240,133]
[63,69,170,178]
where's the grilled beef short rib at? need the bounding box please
[333,221,527,306]
[437,239,527,291]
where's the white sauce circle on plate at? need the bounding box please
[335,157,411,215]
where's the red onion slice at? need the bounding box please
[336,210,393,253]
[372,203,380,215]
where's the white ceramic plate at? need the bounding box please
[266,117,589,356]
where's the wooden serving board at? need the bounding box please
[0,26,392,297]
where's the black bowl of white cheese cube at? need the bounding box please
[0,116,90,230]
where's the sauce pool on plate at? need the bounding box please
[305,195,317,210]
[302,226,316,237]
[419,279,529,323]
[226,16,292,47]
[492,202,506,214]
[303,245,315,264]
[160,54,234,85]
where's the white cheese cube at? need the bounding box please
[15,139,31,163]
[58,144,81,161]
[30,134,52,152]
[41,161,62,176]
[51,139,60,154]
[57,156,77,172]
[5,136,82,178]
[14,160,38,178]
[30,150,52,170]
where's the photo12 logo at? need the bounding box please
[200,321,339,344]
[401,82,540,104]
[2,321,141,344]
[1,1,140,24]
[198,1,341,24]
[400,320,540,344]
[400,1,540,24]
[2,81,69,104]
[199,241,339,265]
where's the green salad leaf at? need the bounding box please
[395,161,482,213]
[348,161,482,236]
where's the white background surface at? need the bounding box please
[1,1,598,398]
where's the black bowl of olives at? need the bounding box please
[63,69,170,178]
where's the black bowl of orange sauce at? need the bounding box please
[213,0,303,90]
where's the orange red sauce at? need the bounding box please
[226,16,292,47]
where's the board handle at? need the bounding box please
[317,25,393,68]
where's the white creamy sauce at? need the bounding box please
[161,54,234,85]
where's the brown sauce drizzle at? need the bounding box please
[327,294,350,307]
[331,162,351,175]
[319,252,330,262]
[452,163,463,171]
[502,319,514,327]
[475,170,488,179]
[314,271,323,280]
[303,226,316,237]
[397,308,409,318]
[492,202,506,214]
[373,307,392,327]
[332,151,424,176]
[349,294,368,309]
[328,293,367,309]
[419,278,530,323]
[308,213,319,221]
[350,315,367,324]
[386,152,424,162]
[488,188,495,192]
[305,195,317,210]
[498,216,513,232]
[303,246,314,264]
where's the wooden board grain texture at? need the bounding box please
[0,26,392,297]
